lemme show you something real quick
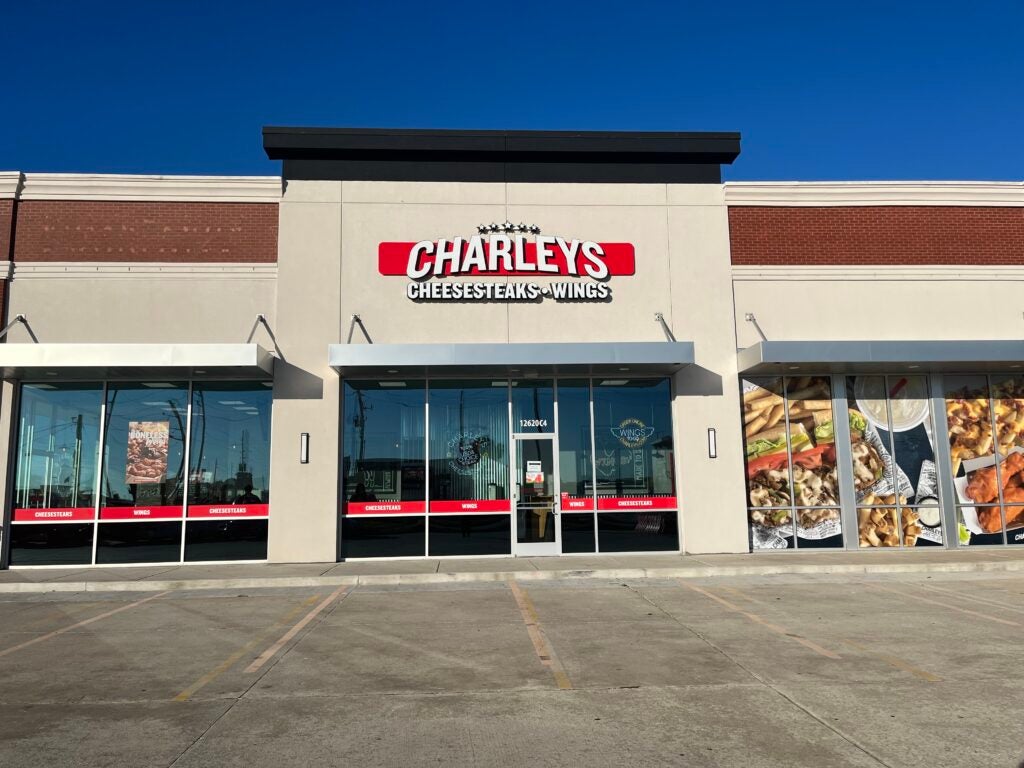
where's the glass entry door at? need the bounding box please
[514,437,560,555]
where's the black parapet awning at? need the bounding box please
[263,127,741,184]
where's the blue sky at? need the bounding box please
[3,1,1021,180]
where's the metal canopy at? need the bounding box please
[0,343,275,380]
[738,340,1024,375]
[328,342,695,378]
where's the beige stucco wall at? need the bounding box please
[266,178,750,561]
[5,266,277,344]
[267,182,342,562]
[733,267,1024,348]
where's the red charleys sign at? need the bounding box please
[378,236,635,279]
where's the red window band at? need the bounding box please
[13,507,95,522]
[561,496,596,511]
[100,506,184,521]
[346,501,426,515]
[429,500,511,514]
[378,242,635,277]
[596,496,677,511]
[188,504,269,519]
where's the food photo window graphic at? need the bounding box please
[743,377,842,550]
[846,376,941,548]
[947,375,1024,546]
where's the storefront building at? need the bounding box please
[0,130,1022,566]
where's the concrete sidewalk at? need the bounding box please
[4,548,1024,593]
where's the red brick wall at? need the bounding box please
[0,200,13,261]
[729,206,1024,265]
[13,201,278,262]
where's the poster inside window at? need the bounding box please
[743,376,841,549]
[845,375,941,548]
[947,375,1024,546]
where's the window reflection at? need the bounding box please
[342,381,425,507]
[101,383,187,511]
[15,383,102,513]
[189,382,272,506]
[428,380,508,505]
[592,378,674,501]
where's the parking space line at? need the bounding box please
[718,585,766,606]
[0,591,170,659]
[838,638,942,682]
[174,594,320,701]
[911,581,1024,615]
[864,582,1021,628]
[679,581,841,660]
[244,586,348,673]
[507,580,573,690]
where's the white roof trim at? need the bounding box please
[18,173,281,203]
[0,343,275,378]
[0,172,24,200]
[724,181,1024,207]
[11,262,277,280]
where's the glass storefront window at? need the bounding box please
[557,379,594,505]
[592,378,678,552]
[592,378,674,503]
[428,380,509,510]
[846,375,941,548]
[341,516,426,559]
[946,375,1024,547]
[10,383,103,565]
[342,381,426,511]
[339,376,678,557]
[428,514,512,556]
[101,383,188,515]
[97,382,187,563]
[14,383,102,515]
[188,382,272,508]
[186,381,272,561]
[511,380,554,434]
[744,376,842,550]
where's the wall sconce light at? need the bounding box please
[300,433,310,464]
[707,427,717,459]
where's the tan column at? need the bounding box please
[668,187,749,554]
[267,182,343,563]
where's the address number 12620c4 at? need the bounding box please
[519,419,549,428]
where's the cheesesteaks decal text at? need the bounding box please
[377,222,635,303]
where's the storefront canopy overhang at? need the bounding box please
[0,343,275,380]
[328,342,695,378]
[738,340,1024,375]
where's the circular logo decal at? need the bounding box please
[448,431,490,475]
[611,418,655,448]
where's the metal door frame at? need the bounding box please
[511,432,561,556]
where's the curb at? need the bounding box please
[3,558,1024,593]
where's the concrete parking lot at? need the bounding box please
[1,572,1023,767]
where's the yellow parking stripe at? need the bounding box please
[244,586,348,673]
[174,594,320,701]
[508,580,573,690]
[0,591,169,659]
[681,581,841,659]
